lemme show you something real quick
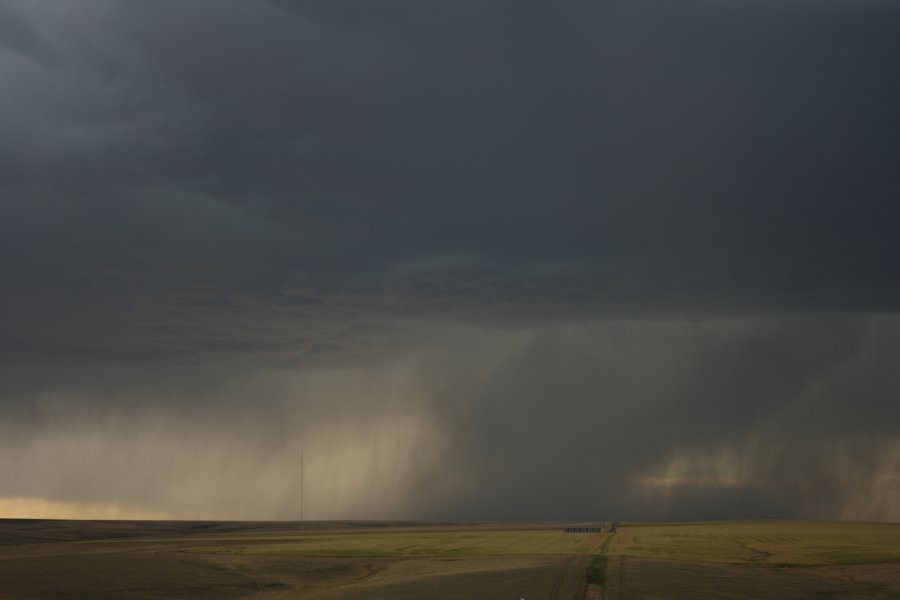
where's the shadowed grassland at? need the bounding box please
[586,555,608,585]
[0,520,598,600]
[308,556,591,600]
[182,529,606,557]
[605,556,900,600]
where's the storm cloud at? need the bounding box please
[1,0,899,521]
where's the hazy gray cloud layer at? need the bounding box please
[1,0,899,520]
[1,316,899,521]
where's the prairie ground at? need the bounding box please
[0,519,596,599]
[0,519,898,599]
[606,520,900,599]
[609,520,900,565]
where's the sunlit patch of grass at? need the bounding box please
[609,521,900,566]
[183,530,609,557]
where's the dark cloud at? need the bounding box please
[1,0,899,520]
[2,0,899,364]
[427,315,900,520]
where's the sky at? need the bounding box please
[1,0,899,522]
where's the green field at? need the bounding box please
[1,519,898,599]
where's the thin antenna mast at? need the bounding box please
[299,441,304,522]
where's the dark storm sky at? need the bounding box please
[1,0,899,521]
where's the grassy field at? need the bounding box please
[0,520,597,600]
[610,520,900,565]
[0,519,898,599]
[606,521,900,599]
[182,529,606,557]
